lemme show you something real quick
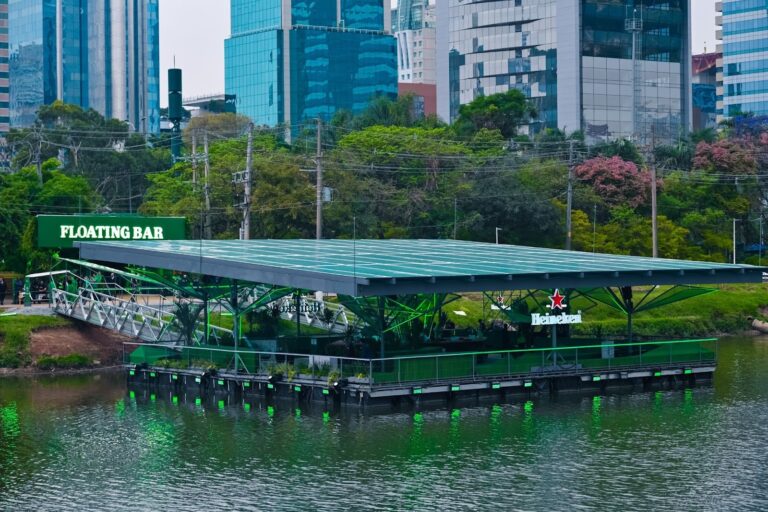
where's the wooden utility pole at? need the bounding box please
[316,118,323,240]
[243,123,254,240]
[203,131,212,239]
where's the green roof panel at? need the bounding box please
[75,239,765,296]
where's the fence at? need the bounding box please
[125,337,717,388]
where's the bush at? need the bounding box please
[36,354,92,370]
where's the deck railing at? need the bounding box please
[124,337,717,388]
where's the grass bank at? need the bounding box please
[446,283,768,338]
[0,315,73,368]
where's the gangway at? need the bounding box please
[33,266,357,345]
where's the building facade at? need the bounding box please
[395,0,436,116]
[7,0,160,133]
[436,0,691,143]
[718,0,768,119]
[0,0,8,135]
[225,0,398,129]
[395,4,435,85]
[692,52,720,131]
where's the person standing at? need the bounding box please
[0,278,6,305]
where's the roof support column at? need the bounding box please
[231,280,239,373]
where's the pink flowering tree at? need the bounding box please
[574,156,652,208]
[692,139,757,175]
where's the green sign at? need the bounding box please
[37,215,186,248]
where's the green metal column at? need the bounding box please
[295,291,301,338]
[232,280,239,373]
[378,296,386,360]
[203,290,210,345]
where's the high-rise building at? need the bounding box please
[436,0,692,144]
[395,0,436,116]
[225,0,398,129]
[7,0,160,133]
[717,0,768,120]
[0,1,9,135]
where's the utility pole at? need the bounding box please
[191,130,198,184]
[33,126,43,185]
[651,163,658,258]
[565,139,575,250]
[203,131,212,240]
[453,197,458,240]
[733,218,737,264]
[757,214,763,266]
[648,127,658,258]
[315,118,323,240]
[243,123,254,240]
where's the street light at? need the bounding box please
[495,227,501,245]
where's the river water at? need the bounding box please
[1,335,767,511]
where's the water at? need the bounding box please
[1,336,767,511]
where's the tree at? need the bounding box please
[590,138,644,165]
[574,156,651,208]
[453,89,536,139]
[182,112,252,146]
[693,138,757,175]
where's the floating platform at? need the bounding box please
[125,360,714,409]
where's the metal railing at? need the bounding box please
[124,337,717,388]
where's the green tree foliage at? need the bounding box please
[0,159,95,272]
[453,89,536,139]
[324,125,473,238]
[182,112,252,146]
[6,101,169,212]
[590,138,644,165]
[140,126,313,239]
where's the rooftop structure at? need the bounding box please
[75,239,762,296]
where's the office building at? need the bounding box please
[436,0,692,143]
[395,0,436,116]
[718,0,768,119]
[225,0,398,129]
[7,0,160,133]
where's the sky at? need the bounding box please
[159,0,718,106]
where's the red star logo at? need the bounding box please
[548,289,566,310]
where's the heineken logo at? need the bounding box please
[531,311,583,326]
[530,289,583,325]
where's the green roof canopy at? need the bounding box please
[75,239,765,296]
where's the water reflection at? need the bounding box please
[0,337,766,510]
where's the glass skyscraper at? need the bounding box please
[6,0,160,134]
[0,1,9,134]
[436,0,691,144]
[225,0,398,129]
[719,0,768,118]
